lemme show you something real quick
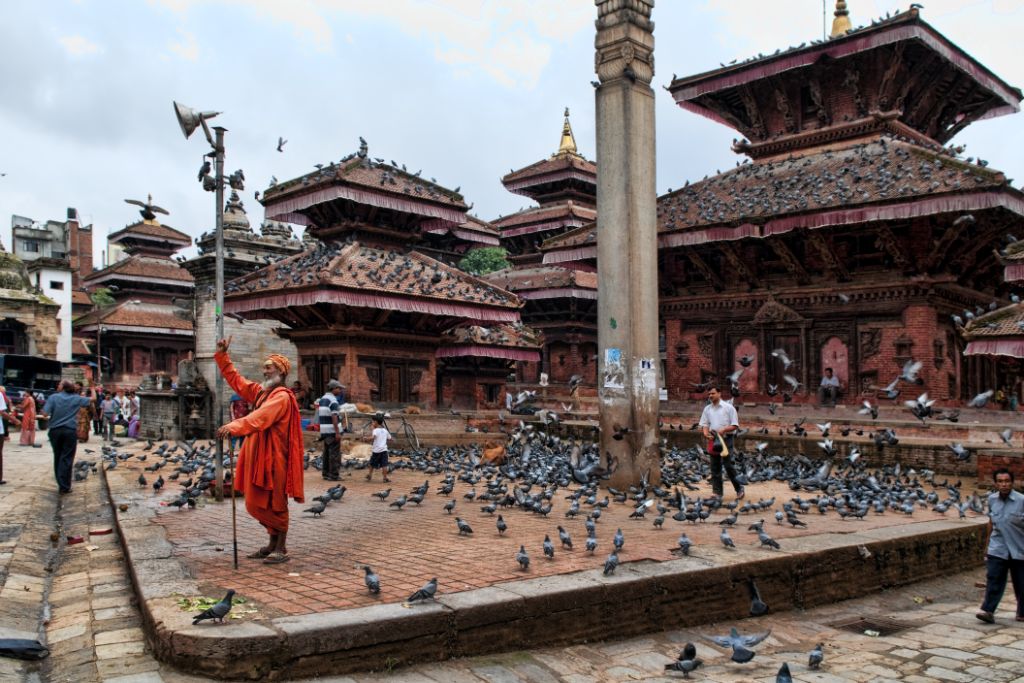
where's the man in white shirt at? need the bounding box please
[698,386,745,500]
[818,367,841,406]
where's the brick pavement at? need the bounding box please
[101,441,989,619]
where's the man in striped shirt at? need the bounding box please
[318,380,344,480]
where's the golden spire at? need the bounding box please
[830,0,852,39]
[555,107,579,157]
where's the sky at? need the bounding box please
[2,0,1023,265]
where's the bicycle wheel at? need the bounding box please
[402,419,420,451]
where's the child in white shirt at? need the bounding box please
[366,414,391,482]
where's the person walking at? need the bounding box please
[18,392,37,446]
[698,386,745,500]
[214,337,305,565]
[977,468,1024,624]
[100,393,118,441]
[0,386,11,485]
[317,380,344,481]
[365,414,391,482]
[40,381,97,494]
[76,385,95,443]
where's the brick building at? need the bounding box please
[0,244,60,359]
[74,211,194,387]
[485,111,599,387]
[543,5,1024,405]
[224,142,539,409]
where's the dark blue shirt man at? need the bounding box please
[41,381,96,494]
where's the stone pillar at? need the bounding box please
[594,0,660,487]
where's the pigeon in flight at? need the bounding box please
[748,579,768,615]
[702,627,771,663]
[277,136,287,152]
[192,590,235,625]
[124,195,169,221]
[968,390,994,408]
[771,348,795,370]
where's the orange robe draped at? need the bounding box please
[215,352,305,534]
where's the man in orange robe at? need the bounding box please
[215,337,305,564]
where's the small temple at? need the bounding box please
[224,144,541,409]
[486,110,599,388]
[542,3,1024,404]
[74,203,195,387]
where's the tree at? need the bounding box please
[459,247,510,276]
[90,288,116,308]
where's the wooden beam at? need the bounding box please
[923,218,965,272]
[873,225,912,272]
[716,242,759,289]
[686,249,724,291]
[373,309,392,327]
[805,231,850,281]
[767,238,810,285]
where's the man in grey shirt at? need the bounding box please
[41,381,96,494]
[977,467,1024,623]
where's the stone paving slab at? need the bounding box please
[96,440,996,679]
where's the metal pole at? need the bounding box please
[213,126,226,502]
[229,439,238,570]
[96,328,102,386]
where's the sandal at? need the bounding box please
[246,547,272,559]
[263,552,290,565]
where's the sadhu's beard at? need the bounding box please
[261,371,285,391]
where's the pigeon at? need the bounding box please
[776,662,793,683]
[362,565,380,594]
[558,526,573,550]
[407,577,437,602]
[1000,429,1014,447]
[948,442,972,462]
[516,545,530,570]
[543,535,555,559]
[664,654,703,677]
[898,360,923,384]
[496,515,507,535]
[192,590,235,625]
[304,500,327,516]
[675,533,692,556]
[197,159,211,182]
[613,528,624,551]
[443,499,456,514]
[720,528,736,549]
[758,530,780,550]
[276,136,287,152]
[455,517,473,535]
[603,550,619,575]
[388,494,407,510]
[137,473,147,487]
[372,488,392,501]
[748,578,768,615]
[859,400,878,419]
[771,348,795,370]
[808,642,824,669]
[702,627,771,663]
[585,536,597,553]
[969,390,994,408]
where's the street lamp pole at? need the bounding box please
[212,125,226,502]
[96,326,102,387]
[173,101,227,502]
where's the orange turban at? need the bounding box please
[265,354,291,376]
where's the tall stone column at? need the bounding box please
[594,0,660,487]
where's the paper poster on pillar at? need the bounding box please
[603,348,625,390]
[636,358,657,396]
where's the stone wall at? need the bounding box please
[193,296,298,414]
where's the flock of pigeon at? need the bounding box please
[225,237,516,307]
[89,403,994,680]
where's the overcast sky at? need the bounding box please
[2,0,1023,265]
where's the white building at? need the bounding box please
[26,258,73,362]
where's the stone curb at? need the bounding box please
[100,461,988,681]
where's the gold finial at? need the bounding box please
[555,107,578,157]
[830,1,852,39]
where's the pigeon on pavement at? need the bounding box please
[703,627,771,663]
[407,578,437,603]
[192,590,235,625]
[362,566,380,594]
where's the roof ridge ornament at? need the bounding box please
[555,107,579,157]
[829,0,852,39]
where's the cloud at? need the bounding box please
[58,34,101,57]
[169,29,199,61]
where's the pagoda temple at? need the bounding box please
[543,4,1023,405]
[75,206,194,387]
[485,111,599,387]
[224,142,540,409]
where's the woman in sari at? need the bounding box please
[18,392,36,446]
[76,385,94,443]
